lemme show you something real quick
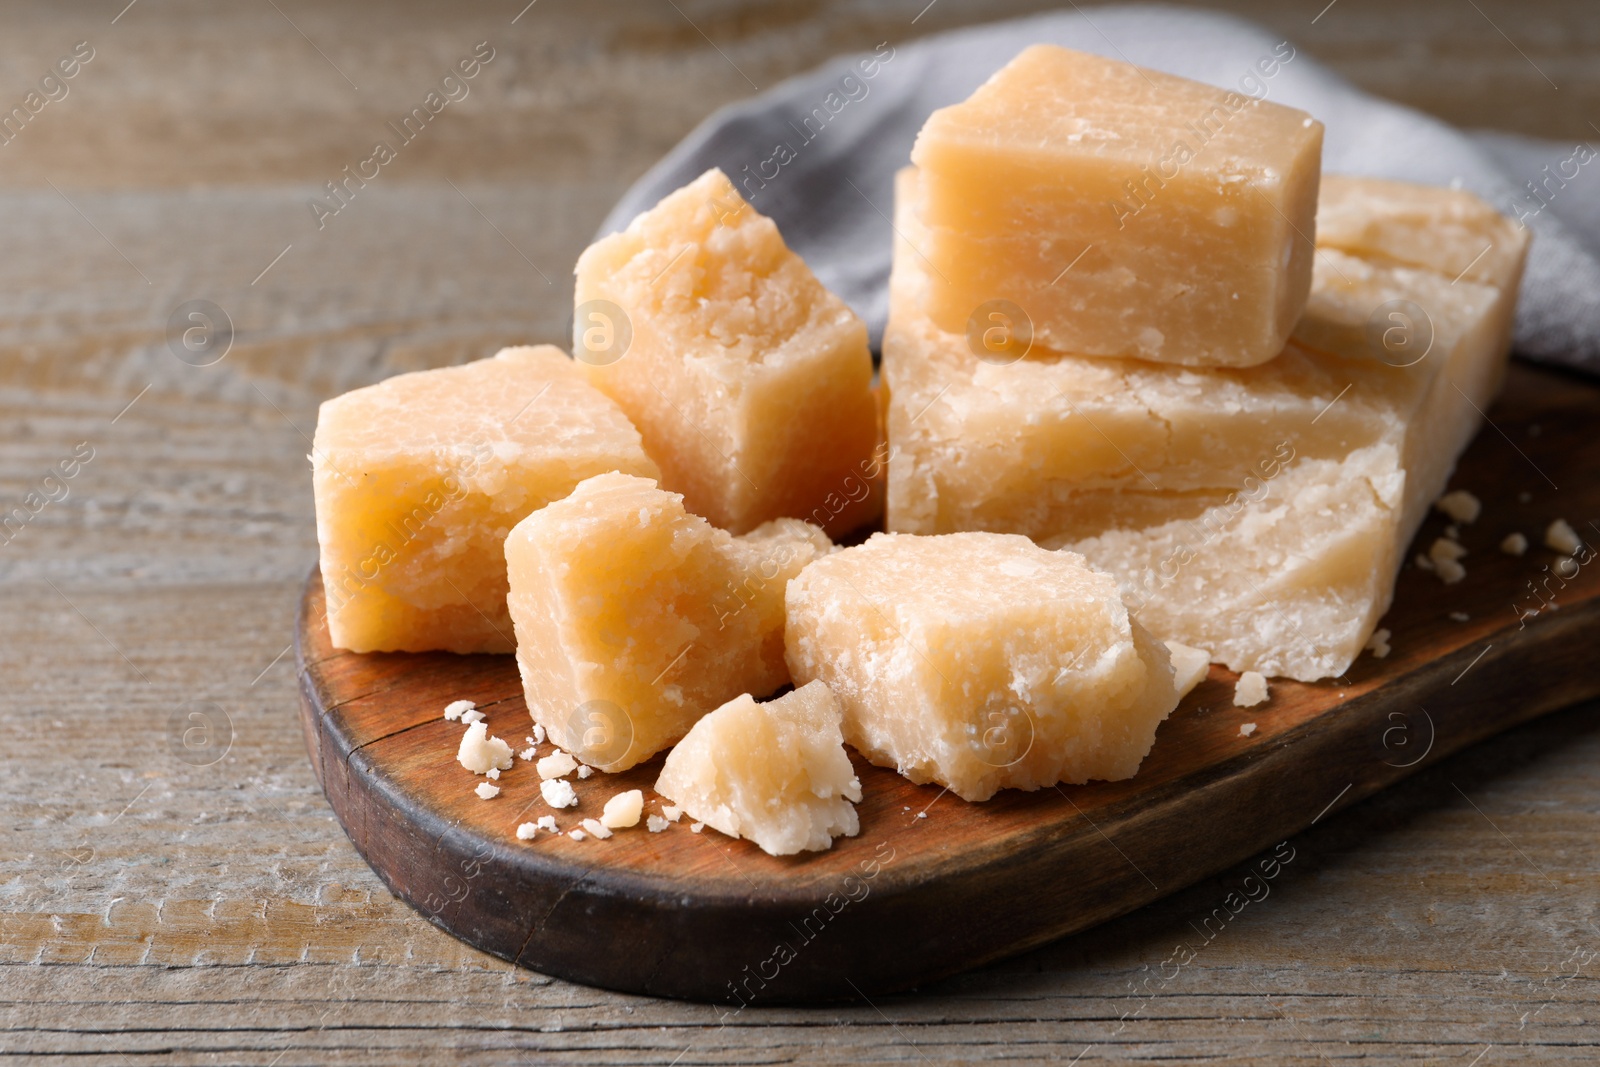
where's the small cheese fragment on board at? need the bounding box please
[457,723,513,774]
[580,818,613,840]
[535,815,558,833]
[882,169,1529,681]
[909,44,1322,367]
[312,346,659,653]
[1163,641,1212,701]
[540,779,578,809]
[443,700,474,722]
[1239,723,1257,738]
[506,472,832,772]
[536,751,577,781]
[1434,490,1481,524]
[574,168,879,536]
[785,532,1180,802]
[601,790,644,829]
[1546,519,1583,555]
[474,782,500,800]
[1233,672,1269,707]
[1366,628,1392,659]
[646,814,670,833]
[1501,532,1529,556]
[655,681,862,856]
[515,822,538,840]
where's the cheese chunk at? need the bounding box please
[785,532,1180,802]
[655,681,862,856]
[312,346,659,653]
[505,472,831,772]
[883,171,1528,680]
[909,44,1322,367]
[573,168,879,536]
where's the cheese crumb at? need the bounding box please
[1413,553,1434,572]
[517,747,537,761]
[689,822,706,833]
[1428,538,1468,585]
[1163,641,1211,700]
[1234,671,1269,707]
[515,822,538,840]
[1434,490,1481,524]
[457,722,513,774]
[1365,628,1391,659]
[537,751,578,780]
[577,765,594,779]
[531,724,547,745]
[536,815,558,833]
[1500,532,1529,556]
[647,814,670,833]
[1239,722,1258,738]
[540,778,578,809]
[1546,519,1582,555]
[486,767,500,780]
[581,817,613,840]
[662,805,683,823]
[569,829,587,841]
[601,789,644,829]
[475,782,500,800]
[443,699,475,722]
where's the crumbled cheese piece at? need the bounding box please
[460,709,486,725]
[601,789,644,829]
[1234,671,1269,707]
[531,724,547,745]
[444,699,475,722]
[1414,553,1435,572]
[1434,490,1481,524]
[537,751,578,780]
[515,822,538,840]
[662,805,683,823]
[1435,558,1466,584]
[536,815,558,833]
[689,822,706,833]
[916,811,928,820]
[580,817,613,839]
[1555,556,1579,578]
[1164,641,1212,700]
[577,765,594,779]
[1546,519,1582,555]
[475,782,500,800]
[569,829,587,841]
[486,767,500,780]
[1365,628,1391,659]
[1500,532,1529,556]
[540,778,578,809]
[517,747,537,761]
[457,722,513,774]
[1239,722,1258,738]
[1448,611,1470,622]
[1428,538,1468,585]
[647,814,670,833]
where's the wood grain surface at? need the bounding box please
[3,1,1598,1063]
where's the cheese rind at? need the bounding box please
[655,681,862,856]
[312,345,659,653]
[785,531,1179,802]
[910,44,1322,367]
[505,472,831,772]
[574,168,880,536]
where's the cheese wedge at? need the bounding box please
[505,472,830,772]
[883,170,1529,680]
[655,681,862,856]
[909,44,1323,367]
[785,531,1180,802]
[312,346,658,653]
[573,168,880,536]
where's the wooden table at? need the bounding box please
[3,2,1596,1062]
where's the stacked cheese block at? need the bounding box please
[310,43,1528,854]
[883,44,1529,682]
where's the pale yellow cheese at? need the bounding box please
[312,346,658,653]
[654,680,862,856]
[881,170,1529,681]
[909,44,1323,367]
[504,472,831,772]
[785,531,1179,802]
[573,168,880,536]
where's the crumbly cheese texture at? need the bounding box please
[312,346,659,653]
[785,532,1180,802]
[1164,642,1211,700]
[909,44,1322,367]
[505,471,832,772]
[573,168,879,536]
[884,169,1529,681]
[655,681,862,856]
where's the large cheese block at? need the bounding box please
[505,471,831,772]
[573,168,880,536]
[909,44,1323,367]
[655,681,862,856]
[785,531,1180,802]
[312,346,659,654]
[883,170,1529,680]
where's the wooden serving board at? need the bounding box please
[297,362,1600,1004]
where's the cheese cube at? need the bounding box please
[312,345,659,653]
[883,170,1528,680]
[785,532,1180,802]
[505,471,831,772]
[655,681,862,856]
[909,44,1322,367]
[573,168,879,536]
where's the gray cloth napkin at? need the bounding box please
[599,4,1600,373]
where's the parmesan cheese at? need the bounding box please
[474,782,500,800]
[457,722,513,774]
[1233,672,1269,707]
[443,699,475,722]
[600,790,644,830]
[515,822,538,840]
[1366,628,1392,659]
[1501,532,1529,556]
[536,751,577,781]
[580,818,613,840]
[540,779,578,809]
[1546,519,1583,555]
[1434,490,1481,524]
